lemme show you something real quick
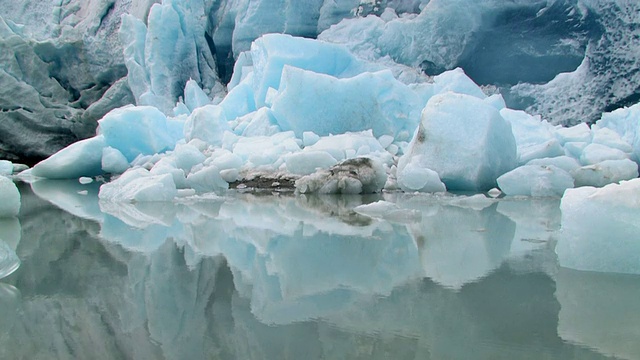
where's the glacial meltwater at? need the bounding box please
[1,180,639,360]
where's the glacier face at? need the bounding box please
[1,0,639,164]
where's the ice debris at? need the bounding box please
[22,31,640,201]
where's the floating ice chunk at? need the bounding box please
[353,200,421,223]
[579,143,628,165]
[497,165,574,197]
[591,127,633,153]
[554,123,592,144]
[526,156,581,173]
[571,159,639,187]
[445,194,496,211]
[31,135,106,179]
[271,67,422,138]
[186,165,228,194]
[433,68,486,99]
[184,105,230,145]
[518,139,565,165]
[401,92,517,191]
[487,188,502,198]
[98,168,178,202]
[285,151,338,175]
[0,239,19,279]
[0,176,20,217]
[102,147,130,174]
[295,157,387,194]
[0,161,12,176]
[98,106,182,162]
[557,179,640,274]
[396,155,446,193]
[353,200,399,218]
[78,177,93,185]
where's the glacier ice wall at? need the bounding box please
[511,1,640,125]
[1,0,639,164]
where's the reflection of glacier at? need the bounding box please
[3,183,627,359]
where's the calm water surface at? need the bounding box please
[0,180,638,360]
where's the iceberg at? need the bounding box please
[398,92,517,191]
[497,165,574,197]
[14,16,640,203]
[99,168,178,202]
[271,67,422,138]
[556,179,640,274]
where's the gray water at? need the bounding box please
[0,180,638,360]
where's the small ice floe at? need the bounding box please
[353,200,421,223]
[79,177,94,184]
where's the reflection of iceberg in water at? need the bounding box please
[0,216,21,280]
[0,240,20,279]
[405,199,515,290]
[97,192,521,322]
[1,186,616,359]
[30,179,104,222]
[0,283,21,340]
[556,268,640,360]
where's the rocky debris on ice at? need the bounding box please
[295,157,387,194]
